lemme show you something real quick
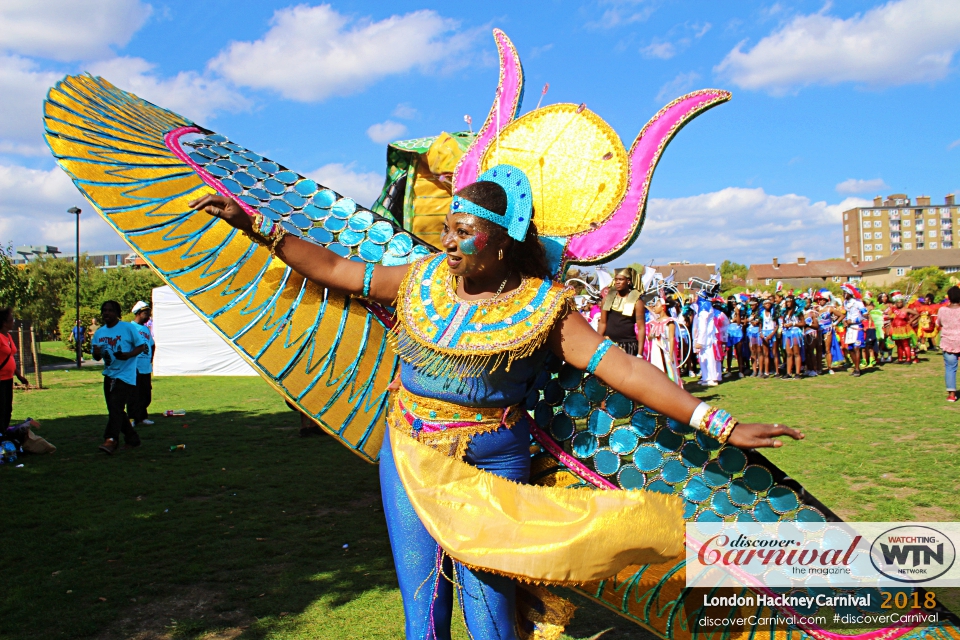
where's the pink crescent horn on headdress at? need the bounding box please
[452,29,524,192]
[564,89,731,265]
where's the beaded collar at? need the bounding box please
[392,254,574,378]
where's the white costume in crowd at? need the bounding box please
[693,298,721,385]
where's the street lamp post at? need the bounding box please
[67,207,82,368]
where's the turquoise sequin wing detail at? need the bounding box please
[525,352,952,639]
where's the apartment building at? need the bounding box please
[842,193,959,263]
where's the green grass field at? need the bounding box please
[2,354,957,639]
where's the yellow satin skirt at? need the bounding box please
[387,390,685,585]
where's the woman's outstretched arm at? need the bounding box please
[547,309,803,449]
[189,194,409,306]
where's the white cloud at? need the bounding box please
[0,55,62,155]
[529,43,554,59]
[392,103,417,120]
[366,120,407,144]
[0,164,127,252]
[0,0,151,61]
[716,0,960,93]
[642,22,710,60]
[642,42,676,59]
[208,5,471,102]
[836,178,889,194]
[655,71,700,103]
[86,57,250,123]
[307,163,384,208]
[621,187,870,265]
[588,0,657,29]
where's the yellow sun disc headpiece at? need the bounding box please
[479,103,629,237]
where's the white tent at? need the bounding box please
[152,285,257,376]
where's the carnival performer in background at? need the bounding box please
[746,298,763,377]
[875,292,894,362]
[887,295,920,364]
[780,295,804,380]
[713,298,730,377]
[645,294,683,386]
[802,300,821,377]
[188,169,801,639]
[693,291,721,386]
[725,295,746,378]
[841,284,867,377]
[598,267,645,355]
[815,291,841,375]
[914,294,941,352]
[760,297,779,378]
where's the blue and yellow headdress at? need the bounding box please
[450,164,532,241]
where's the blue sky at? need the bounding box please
[3,0,960,266]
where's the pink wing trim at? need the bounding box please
[452,29,524,191]
[565,89,731,265]
[529,422,618,490]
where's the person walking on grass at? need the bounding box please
[0,308,29,430]
[92,301,147,454]
[936,286,960,403]
[128,301,155,426]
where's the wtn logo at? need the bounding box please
[870,526,956,583]
[880,543,944,567]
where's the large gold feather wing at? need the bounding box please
[44,74,433,463]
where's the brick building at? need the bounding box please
[842,193,959,263]
[746,257,860,289]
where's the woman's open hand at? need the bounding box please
[727,422,803,449]
[188,194,252,234]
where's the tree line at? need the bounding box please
[0,245,162,343]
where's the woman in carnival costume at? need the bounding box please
[875,291,895,362]
[725,295,746,378]
[644,293,684,386]
[815,290,842,374]
[746,297,763,377]
[188,169,799,638]
[759,297,779,378]
[914,294,941,352]
[780,295,804,380]
[598,267,645,355]
[61,28,942,639]
[886,294,920,364]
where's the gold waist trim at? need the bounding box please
[388,425,685,585]
[391,387,522,459]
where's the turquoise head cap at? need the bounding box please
[450,164,533,241]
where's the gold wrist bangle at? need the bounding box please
[244,212,288,256]
[716,419,738,445]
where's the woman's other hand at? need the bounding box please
[188,194,252,234]
[727,422,803,449]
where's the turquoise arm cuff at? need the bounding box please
[586,339,615,375]
[362,263,375,298]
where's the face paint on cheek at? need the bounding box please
[459,236,478,255]
[473,232,488,252]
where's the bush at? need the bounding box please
[58,306,100,355]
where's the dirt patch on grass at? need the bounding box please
[912,505,955,520]
[96,586,253,640]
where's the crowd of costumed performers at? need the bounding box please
[575,273,960,400]
[42,28,960,640]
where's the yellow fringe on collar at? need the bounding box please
[391,254,574,378]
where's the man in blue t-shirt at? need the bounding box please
[126,301,156,426]
[92,300,147,454]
